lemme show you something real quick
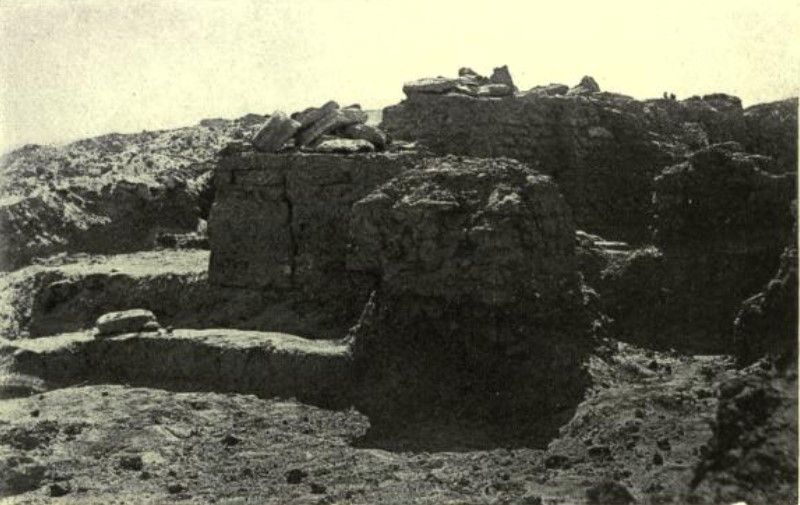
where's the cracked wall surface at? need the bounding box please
[207,152,422,329]
[380,92,762,243]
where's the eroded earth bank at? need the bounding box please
[0,68,797,505]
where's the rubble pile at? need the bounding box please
[402,65,519,98]
[250,102,389,154]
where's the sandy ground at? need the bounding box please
[0,342,736,504]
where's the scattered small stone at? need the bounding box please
[95,309,158,337]
[63,424,83,437]
[695,388,712,399]
[634,408,645,418]
[653,452,664,465]
[139,471,151,480]
[285,468,308,484]
[309,482,327,494]
[119,454,144,471]
[519,494,543,505]
[30,409,39,417]
[167,483,186,494]
[586,480,635,504]
[657,438,671,451]
[221,434,241,446]
[544,454,571,469]
[647,360,659,370]
[0,458,46,495]
[49,482,71,497]
[588,445,612,460]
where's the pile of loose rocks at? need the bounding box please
[402,65,518,98]
[399,65,603,100]
[250,102,389,154]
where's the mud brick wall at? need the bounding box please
[208,152,421,312]
[381,93,751,243]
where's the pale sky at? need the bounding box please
[1,0,798,152]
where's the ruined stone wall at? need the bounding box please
[207,152,421,332]
[381,93,676,243]
[575,142,796,355]
[381,92,756,243]
[346,156,596,432]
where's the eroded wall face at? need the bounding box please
[208,152,420,299]
[209,156,291,289]
[381,93,754,243]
